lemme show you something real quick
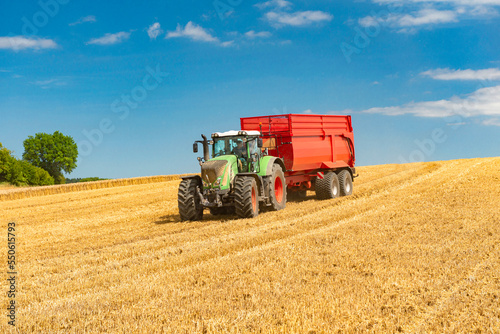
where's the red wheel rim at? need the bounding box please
[274,176,283,203]
[251,186,257,212]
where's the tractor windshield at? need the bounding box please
[213,137,244,158]
[213,136,261,172]
[212,136,260,160]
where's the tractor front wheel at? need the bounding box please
[178,178,203,221]
[270,164,286,211]
[234,177,259,218]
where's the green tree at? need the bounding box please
[0,143,54,186]
[23,131,78,184]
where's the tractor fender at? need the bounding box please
[265,157,286,175]
[181,175,202,183]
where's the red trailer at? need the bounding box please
[241,114,356,198]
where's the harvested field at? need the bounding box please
[0,157,499,333]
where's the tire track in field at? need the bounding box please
[42,158,467,309]
[13,158,500,332]
[23,159,463,305]
[36,160,441,263]
[166,159,464,275]
[409,159,497,332]
[414,241,498,333]
[19,161,432,264]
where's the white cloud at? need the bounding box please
[374,0,500,5]
[266,10,333,27]
[0,36,58,50]
[221,41,235,47]
[359,8,458,30]
[69,15,96,26]
[166,22,219,43]
[147,22,163,40]
[34,79,57,86]
[303,109,313,114]
[32,78,67,89]
[361,0,499,32]
[87,32,131,45]
[482,118,500,126]
[398,8,458,26]
[256,0,292,9]
[362,85,500,118]
[421,68,500,81]
[245,30,272,38]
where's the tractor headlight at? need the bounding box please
[214,177,222,187]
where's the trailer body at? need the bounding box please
[240,114,355,191]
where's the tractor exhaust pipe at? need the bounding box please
[201,134,210,162]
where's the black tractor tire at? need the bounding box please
[178,178,203,221]
[315,171,340,200]
[234,177,259,218]
[269,164,286,211]
[337,170,353,196]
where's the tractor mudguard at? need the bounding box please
[258,156,286,177]
[181,175,202,183]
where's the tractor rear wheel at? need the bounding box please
[178,178,203,221]
[315,171,340,200]
[234,177,259,218]
[338,170,353,196]
[270,164,286,211]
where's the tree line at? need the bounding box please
[0,131,78,186]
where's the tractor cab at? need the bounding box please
[211,131,262,173]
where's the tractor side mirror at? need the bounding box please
[193,143,198,153]
[257,138,263,148]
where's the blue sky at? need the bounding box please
[1,0,499,178]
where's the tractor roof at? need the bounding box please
[212,130,260,138]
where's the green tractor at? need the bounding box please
[178,131,286,220]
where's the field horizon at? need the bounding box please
[1,157,499,333]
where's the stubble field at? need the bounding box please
[0,157,499,333]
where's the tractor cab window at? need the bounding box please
[247,138,259,157]
[213,139,227,157]
[247,137,261,173]
[213,137,244,158]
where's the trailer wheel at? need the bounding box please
[178,178,203,221]
[338,170,353,196]
[234,177,259,218]
[270,164,286,211]
[315,171,340,200]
